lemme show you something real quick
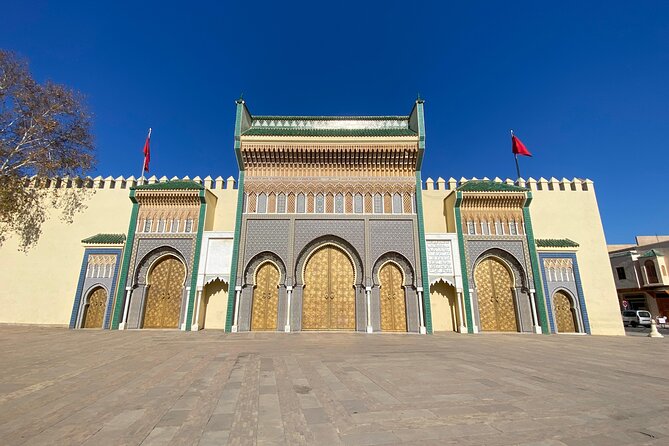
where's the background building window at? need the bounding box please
[645,260,659,283]
[392,193,402,214]
[354,193,363,213]
[316,193,325,213]
[616,267,626,280]
[257,193,267,213]
[297,193,305,213]
[335,193,344,213]
[374,193,383,214]
[277,193,286,213]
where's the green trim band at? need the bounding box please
[523,192,550,334]
[415,172,433,333]
[225,171,245,332]
[454,192,474,332]
[185,190,207,331]
[111,190,139,329]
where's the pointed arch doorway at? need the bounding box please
[302,245,356,330]
[82,287,107,329]
[379,262,407,332]
[474,257,518,332]
[142,256,185,329]
[251,262,280,331]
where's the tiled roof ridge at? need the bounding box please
[132,179,204,191]
[536,238,580,248]
[242,128,417,137]
[253,115,409,120]
[81,233,126,244]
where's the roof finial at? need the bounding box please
[416,92,424,103]
[236,93,245,104]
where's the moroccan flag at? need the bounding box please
[512,134,532,157]
[143,128,152,172]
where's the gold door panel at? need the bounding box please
[302,245,355,330]
[554,291,577,333]
[379,263,407,332]
[251,262,279,331]
[82,287,106,329]
[475,257,518,332]
[143,256,185,329]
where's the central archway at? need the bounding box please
[302,245,356,330]
[143,255,185,329]
[474,257,518,332]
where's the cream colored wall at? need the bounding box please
[430,281,458,332]
[203,280,228,329]
[422,189,451,233]
[0,186,132,326]
[529,183,624,335]
[208,182,239,232]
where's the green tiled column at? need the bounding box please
[111,191,139,329]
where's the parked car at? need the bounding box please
[621,310,652,327]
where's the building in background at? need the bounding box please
[0,99,623,335]
[608,236,669,317]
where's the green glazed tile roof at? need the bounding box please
[457,180,528,192]
[243,128,417,137]
[640,249,664,258]
[81,233,126,244]
[536,238,580,248]
[253,115,409,121]
[133,180,203,191]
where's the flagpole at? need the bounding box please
[140,128,151,184]
[511,129,521,179]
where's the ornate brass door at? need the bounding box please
[143,256,185,329]
[302,245,356,330]
[553,291,577,333]
[82,287,106,328]
[474,257,518,332]
[379,263,407,332]
[251,262,279,331]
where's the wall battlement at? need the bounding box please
[23,175,239,191]
[423,177,594,192]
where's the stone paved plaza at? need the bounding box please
[0,327,668,446]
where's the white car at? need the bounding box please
[621,310,652,328]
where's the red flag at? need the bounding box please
[142,128,151,172]
[512,134,532,157]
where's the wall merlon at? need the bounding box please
[418,176,594,193]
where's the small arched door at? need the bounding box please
[251,262,280,331]
[553,291,578,333]
[82,287,107,328]
[143,256,185,329]
[474,257,518,332]
[379,262,407,332]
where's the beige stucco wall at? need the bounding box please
[430,281,459,332]
[529,184,624,335]
[422,189,452,233]
[208,180,239,232]
[0,186,132,325]
[203,280,229,329]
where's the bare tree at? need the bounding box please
[0,50,95,250]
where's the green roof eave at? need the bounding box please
[82,233,126,245]
[536,238,580,248]
[640,249,664,258]
[132,180,204,191]
[457,180,528,192]
[242,128,417,137]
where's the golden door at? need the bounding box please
[143,256,185,329]
[82,287,106,328]
[379,263,407,332]
[474,257,518,332]
[251,262,279,331]
[553,291,577,333]
[302,245,356,330]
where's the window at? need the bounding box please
[509,220,517,235]
[172,219,179,232]
[297,193,305,213]
[354,193,363,213]
[315,193,325,213]
[392,193,402,214]
[616,267,626,280]
[374,193,383,214]
[467,221,475,235]
[335,193,344,213]
[481,220,490,235]
[277,193,286,213]
[257,193,267,213]
[157,219,165,233]
[143,219,152,233]
[185,218,193,233]
[645,260,659,283]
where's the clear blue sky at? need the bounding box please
[2,1,667,243]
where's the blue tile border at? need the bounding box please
[69,248,123,329]
[538,252,591,334]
